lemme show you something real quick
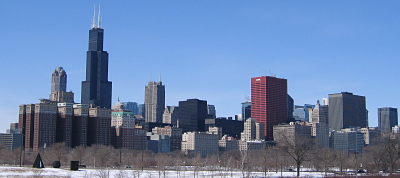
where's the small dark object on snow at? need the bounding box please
[71,161,79,171]
[53,161,61,168]
[32,153,45,168]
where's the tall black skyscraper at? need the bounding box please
[378,107,398,133]
[178,99,208,132]
[81,7,112,109]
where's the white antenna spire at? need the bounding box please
[97,5,101,28]
[92,5,96,28]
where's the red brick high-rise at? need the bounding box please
[251,76,287,140]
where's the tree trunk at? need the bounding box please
[297,161,301,177]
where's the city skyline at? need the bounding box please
[2,1,400,133]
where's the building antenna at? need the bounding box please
[159,72,161,82]
[97,5,101,28]
[150,73,152,81]
[91,5,96,28]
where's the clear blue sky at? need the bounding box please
[1,1,400,133]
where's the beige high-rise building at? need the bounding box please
[241,118,264,141]
[144,81,165,123]
[162,106,179,126]
[311,100,329,147]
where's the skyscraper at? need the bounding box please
[311,100,329,147]
[287,94,294,120]
[49,67,74,103]
[19,99,58,150]
[241,101,251,121]
[328,92,367,131]
[144,81,165,123]
[240,118,264,141]
[293,104,315,122]
[378,107,398,133]
[251,76,287,140]
[81,7,112,109]
[51,67,67,93]
[163,106,179,126]
[87,107,111,146]
[178,99,208,132]
[207,105,216,118]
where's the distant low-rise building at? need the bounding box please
[273,122,312,146]
[147,133,170,153]
[0,133,22,151]
[181,132,218,157]
[152,126,182,151]
[219,135,239,151]
[329,128,365,154]
[359,127,380,145]
[205,117,244,139]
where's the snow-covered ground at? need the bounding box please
[0,166,335,177]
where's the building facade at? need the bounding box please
[56,102,73,147]
[204,118,244,139]
[71,104,89,147]
[378,107,398,133]
[328,92,367,131]
[287,94,294,120]
[241,101,251,121]
[0,133,22,151]
[144,81,165,123]
[81,13,112,109]
[162,106,179,126]
[293,104,314,122]
[251,76,288,140]
[241,118,264,141]
[181,132,219,157]
[121,101,138,114]
[207,105,216,118]
[49,67,74,103]
[273,122,312,146]
[87,107,111,146]
[329,128,365,154]
[51,67,67,93]
[178,99,208,132]
[311,100,329,147]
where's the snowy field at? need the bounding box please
[0,166,335,177]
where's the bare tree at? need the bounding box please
[156,153,171,178]
[365,133,400,174]
[90,144,113,168]
[363,144,384,173]
[278,132,315,177]
[47,142,68,166]
[332,149,349,174]
[310,147,336,175]
[70,145,86,165]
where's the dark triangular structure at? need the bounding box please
[32,153,45,168]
